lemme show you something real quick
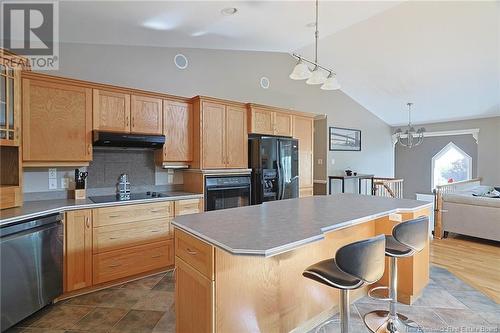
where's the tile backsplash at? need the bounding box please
[88,149,155,188]
[23,149,184,200]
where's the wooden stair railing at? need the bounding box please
[372,178,404,199]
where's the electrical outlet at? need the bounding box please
[48,168,57,179]
[61,178,69,189]
[48,178,57,190]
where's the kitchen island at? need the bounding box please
[172,194,432,333]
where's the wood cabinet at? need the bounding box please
[65,209,93,292]
[130,95,162,135]
[174,198,203,216]
[0,63,21,146]
[92,201,175,285]
[156,100,193,164]
[192,97,248,169]
[61,199,200,294]
[293,115,314,197]
[93,240,173,285]
[175,257,214,333]
[22,76,93,164]
[94,90,163,135]
[274,112,293,137]
[93,89,130,132]
[0,49,27,209]
[225,106,248,168]
[247,105,293,137]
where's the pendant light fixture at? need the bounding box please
[394,103,426,148]
[289,0,340,91]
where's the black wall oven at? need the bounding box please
[205,175,251,211]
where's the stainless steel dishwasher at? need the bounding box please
[1,213,63,332]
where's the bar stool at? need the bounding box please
[303,234,386,333]
[363,216,429,333]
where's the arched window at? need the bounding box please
[431,142,472,189]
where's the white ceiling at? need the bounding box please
[56,1,500,125]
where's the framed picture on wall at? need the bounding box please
[329,127,361,151]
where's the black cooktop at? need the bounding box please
[89,192,170,204]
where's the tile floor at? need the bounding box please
[7,266,500,333]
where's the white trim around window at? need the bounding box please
[431,141,473,190]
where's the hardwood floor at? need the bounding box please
[430,234,500,303]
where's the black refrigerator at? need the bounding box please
[248,135,299,205]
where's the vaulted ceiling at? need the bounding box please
[57,1,500,125]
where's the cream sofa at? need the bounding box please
[441,186,500,241]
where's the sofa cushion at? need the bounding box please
[443,192,500,208]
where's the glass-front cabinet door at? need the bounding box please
[0,62,20,146]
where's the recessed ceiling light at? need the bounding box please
[221,7,238,16]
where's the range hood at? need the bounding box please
[93,131,165,149]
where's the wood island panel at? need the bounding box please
[174,206,431,333]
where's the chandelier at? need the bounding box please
[394,103,426,148]
[289,0,340,90]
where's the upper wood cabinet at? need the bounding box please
[156,100,193,164]
[225,106,247,168]
[293,115,314,197]
[249,107,274,135]
[93,89,130,132]
[192,97,248,169]
[0,64,21,146]
[247,105,293,137]
[65,209,93,292]
[94,90,163,135]
[22,76,93,164]
[275,112,293,137]
[130,95,162,135]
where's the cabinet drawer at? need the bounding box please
[175,199,202,216]
[93,218,172,254]
[93,240,173,284]
[93,202,173,227]
[175,229,214,280]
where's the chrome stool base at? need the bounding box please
[363,310,423,333]
[314,319,337,333]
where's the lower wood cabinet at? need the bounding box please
[65,209,93,292]
[175,257,214,333]
[175,198,203,216]
[63,198,203,294]
[93,240,173,284]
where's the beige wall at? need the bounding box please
[24,42,395,193]
[393,116,500,188]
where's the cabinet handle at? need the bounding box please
[131,116,135,128]
[150,230,161,233]
[108,263,121,268]
[125,116,130,127]
[151,254,161,258]
[109,236,120,240]
[186,248,197,255]
[87,144,92,155]
[150,209,163,213]
[15,127,19,140]
[85,217,90,228]
[109,214,120,218]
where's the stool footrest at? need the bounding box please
[368,286,392,301]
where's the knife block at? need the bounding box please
[70,189,86,200]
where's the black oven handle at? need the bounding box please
[206,186,250,191]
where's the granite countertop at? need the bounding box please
[172,193,433,257]
[0,191,204,226]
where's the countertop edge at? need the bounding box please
[0,193,204,226]
[172,202,434,257]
